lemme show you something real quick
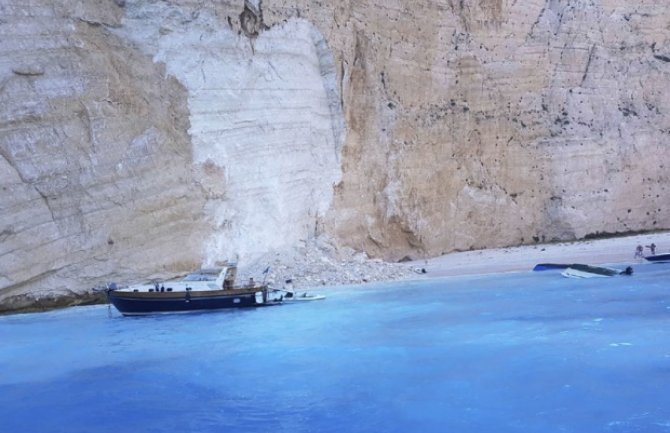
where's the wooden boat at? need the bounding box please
[561,264,633,279]
[105,263,283,316]
[645,253,670,263]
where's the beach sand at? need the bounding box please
[413,231,670,277]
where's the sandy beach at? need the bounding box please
[246,231,670,291]
[416,231,670,277]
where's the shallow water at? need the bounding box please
[2,263,670,433]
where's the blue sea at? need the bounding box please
[2,263,670,433]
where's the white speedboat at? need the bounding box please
[282,291,326,302]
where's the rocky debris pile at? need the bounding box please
[237,236,425,290]
[0,237,425,315]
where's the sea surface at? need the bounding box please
[1,263,670,433]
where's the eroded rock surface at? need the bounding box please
[1,0,669,311]
[0,1,208,304]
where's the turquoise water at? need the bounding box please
[2,263,670,433]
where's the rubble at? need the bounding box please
[237,236,422,289]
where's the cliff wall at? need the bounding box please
[0,0,209,308]
[285,0,670,256]
[1,0,669,308]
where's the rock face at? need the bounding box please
[116,0,344,264]
[1,0,669,309]
[308,0,670,258]
[0,0,208,307]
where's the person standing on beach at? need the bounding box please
[647,243,656,255]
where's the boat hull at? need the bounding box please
[283,293,326,303]
[561,264,631,278]
[645,253,670,263]
[107,288,279,316]
[533,263,571,271]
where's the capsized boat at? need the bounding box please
[533,263,571,271]
[105,263,283,316]
[644,253,670,263]
[561,264,633,279]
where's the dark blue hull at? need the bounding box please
[645,253,670,263]
[107,288,279,316]
[533,263,571,271]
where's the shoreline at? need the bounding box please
[414,231,670,278]
[2,231,669,315]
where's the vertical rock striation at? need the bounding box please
[116,0,344,263]
[0,0,207,308]
[1,0,669,308]
[259,0,670,258]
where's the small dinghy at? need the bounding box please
[275,279,325,303]
[282,291,326,302]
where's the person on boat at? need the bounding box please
[246,277,255,288]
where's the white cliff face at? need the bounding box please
[117,1,344,264]
[1,0,670,311]
[0,0,208,309]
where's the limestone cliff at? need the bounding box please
[0,0,208,309]
[1,0,669,310]
[295,0,670,257]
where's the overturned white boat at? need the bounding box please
[561,264,633,279]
